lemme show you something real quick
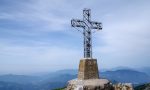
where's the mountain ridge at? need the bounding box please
[0,68,149,90]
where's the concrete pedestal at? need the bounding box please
[78,58,99,80]
[66,58,113,90]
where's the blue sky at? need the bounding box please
[0,0,150,74]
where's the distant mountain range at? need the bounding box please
[0,68,149,90]
[101,69,150,84]
[138,67,150,76]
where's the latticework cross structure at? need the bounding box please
[71,8,102,58]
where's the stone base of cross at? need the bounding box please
[78,58,99,80]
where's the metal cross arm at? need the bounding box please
[71,19,85,28]
[71,20,102,31]
[90,21,102,30]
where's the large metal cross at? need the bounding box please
[71,9,102,58]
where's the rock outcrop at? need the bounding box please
[66,81,134,90]
[66,79,114,90]
[113,83,134,90]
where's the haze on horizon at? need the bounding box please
[0,0,150,74]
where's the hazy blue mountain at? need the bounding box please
[101,69,150,84]
[36,73,76,90]
[0,69,150,90]
[138,67,150,76]
[39,69,77,81]
[0,81,38,90]
[0,74,41,84]
[109,66,134,71]
[54,69,77,75]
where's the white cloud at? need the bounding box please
[0,42,81,74]
[93,2,150,68]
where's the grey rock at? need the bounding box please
[66,79,114,90]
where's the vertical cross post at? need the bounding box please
[71,8,102,58]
